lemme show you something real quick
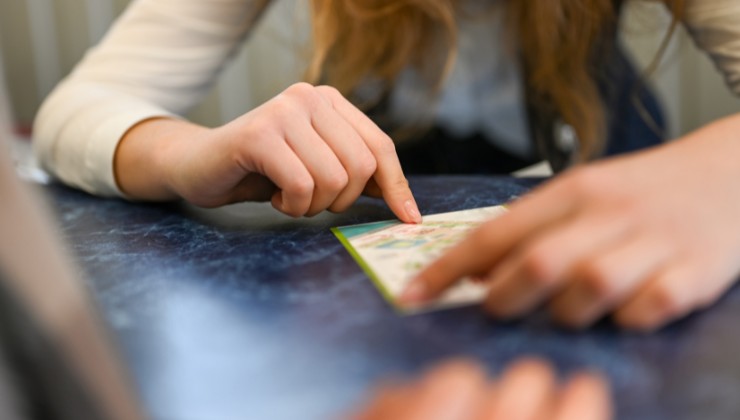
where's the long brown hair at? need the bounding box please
[307,0,685,161]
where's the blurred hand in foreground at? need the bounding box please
[353,358,611,420]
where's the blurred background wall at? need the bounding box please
[0,0,737,139]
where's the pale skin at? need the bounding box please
[353,358,611,420]
[114,82,422,223]
[401,113,740,331]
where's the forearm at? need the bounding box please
[670,112,740,169]
[33,0,269,198]
[113,118,209,201]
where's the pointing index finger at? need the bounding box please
[399,224,498,305]
[317,86,421,223]
[399,183,576,306]
[367,139,422,224]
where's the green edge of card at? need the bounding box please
[331,224,407,313]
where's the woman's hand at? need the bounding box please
[402,114,740,330]
[353,358,611,420]
[114,83,421,222]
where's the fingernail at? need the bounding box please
[399,281,427,305]
[404,200,422,224]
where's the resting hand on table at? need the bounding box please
[353,359,611,420]
[402,114,740,331]
[114,83,421,222]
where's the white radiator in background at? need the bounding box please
[0,0,130,127]
[1,0,309,129]
[25,0,62,105]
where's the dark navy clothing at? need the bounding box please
[391,43,666,175]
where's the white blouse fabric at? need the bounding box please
[33,0,740,197]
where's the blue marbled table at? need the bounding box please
[42,176,740,420]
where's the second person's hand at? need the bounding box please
[400,115,740,330]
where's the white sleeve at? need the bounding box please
[33,0,272,197]
[682,0,740,96]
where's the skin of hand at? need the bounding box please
[352,358,611,420]
[401,113,740,331]
[113,83,421,222]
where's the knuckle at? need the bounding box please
[286,175,315,198]
[352,154,378,179]
[315,85,342,101]
[391,177,410,194]
[520,247,558,287]
[284,82,322,110]
[285,81,315,96]
[269,95,300,120]
[577,260,618,299]
[374,135,398,156]
[378,173,409,194]
[562,166,605,197]
[323,169,349,192]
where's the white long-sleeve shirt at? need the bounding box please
[33,0,740,197]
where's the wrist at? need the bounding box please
[114,117,210,201]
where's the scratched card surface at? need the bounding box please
[332,205,508,313]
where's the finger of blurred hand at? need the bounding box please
[550,372,612,420]
[354,359,488,420]
[484,358,557,420]
[352,381,413,420]
[319,85,421,223]
[481,212,632,319]
[613,262,708,331]
[399,181,575,306]
[405,359,488,420]
[548,234,672,328]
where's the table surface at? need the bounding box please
[41,176,740,420]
